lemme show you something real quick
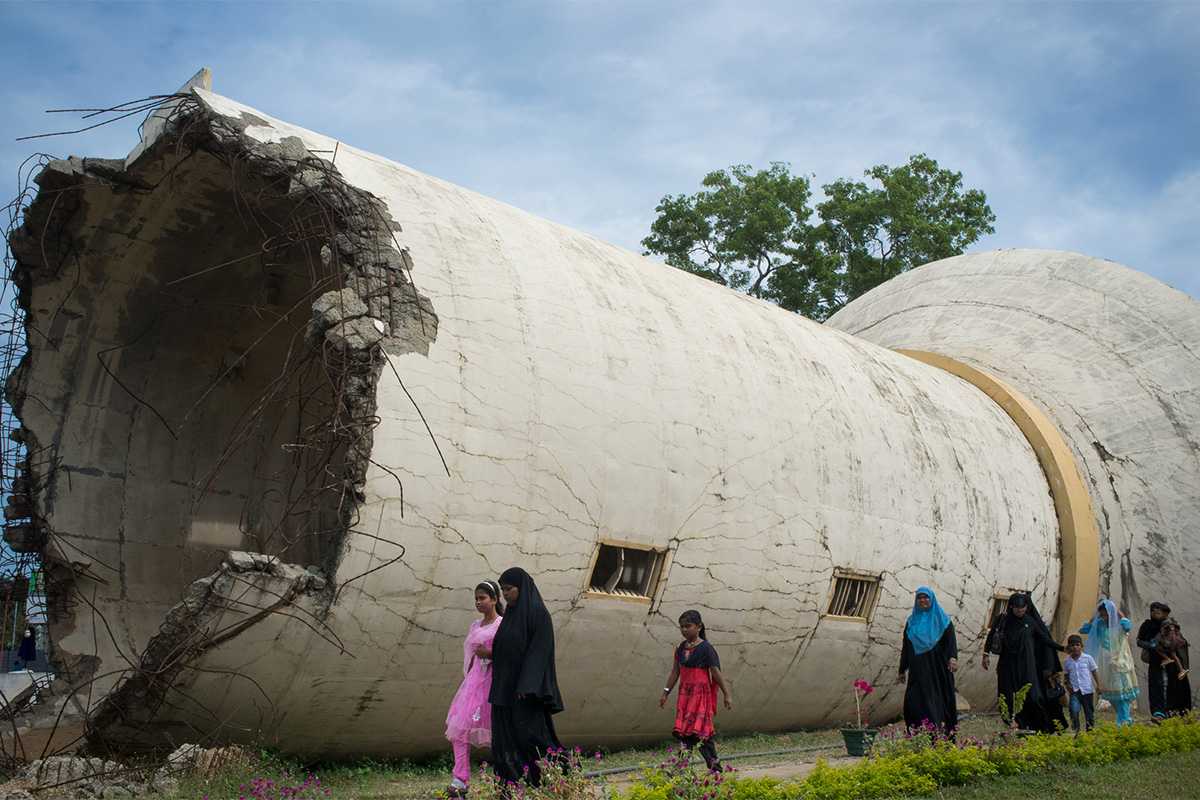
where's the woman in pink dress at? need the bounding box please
[445,581,504,796]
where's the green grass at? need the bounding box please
[173,730,847,799]
[170,708,1192,799]
[927,747,1200,799]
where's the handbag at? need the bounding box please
[1045,673,1067,704]
[1141,647,1152,664]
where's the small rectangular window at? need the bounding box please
[824,570,881,621]
[985,591,1027,633]
[586,542,666,602]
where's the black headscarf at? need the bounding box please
[999,593,1061,671]
[488,567,564,713]
[1138,602,1169,645]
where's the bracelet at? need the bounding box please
[663,686,671,692]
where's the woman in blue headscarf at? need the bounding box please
[898,587,959,736]
[1080,599,1139,726]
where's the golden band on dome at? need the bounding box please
[895,349,1100,639]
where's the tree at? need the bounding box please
[640,162,813,299]
[643,155,995,321]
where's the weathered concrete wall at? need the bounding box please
[827,249,1200,710]
[5,90,1081,758]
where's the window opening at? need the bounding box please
[587,543,665,601]
[985,591,1027,633]
[824,570,882,620]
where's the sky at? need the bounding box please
[1,0,1197,305]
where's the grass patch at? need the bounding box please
[928,746,1200,799]
[163,709,1197,799]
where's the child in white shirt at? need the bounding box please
[1064,634,1100,732]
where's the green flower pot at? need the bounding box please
[840,728,878,756]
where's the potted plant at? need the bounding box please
[840,680,878,756]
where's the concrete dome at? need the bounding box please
[828,249,1200,649]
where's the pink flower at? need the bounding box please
[850,679,874,728]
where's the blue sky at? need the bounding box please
[1,0,1197,300]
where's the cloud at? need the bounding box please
[0,0,1195,302]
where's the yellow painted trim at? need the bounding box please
[583,591,653,605]
[895,350,1099,639]
[590,539,666,553]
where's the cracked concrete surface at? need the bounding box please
[1,89,1114,759]
[828,249,1200,711]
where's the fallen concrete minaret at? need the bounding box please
[5,77,1197,758]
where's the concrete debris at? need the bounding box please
[4,756,142,799]
[308,288,387,351]
[0,745,250,799]
[84,553,329,753]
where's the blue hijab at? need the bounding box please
[906,587,952,655]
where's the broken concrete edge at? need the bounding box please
[2,91,439,754]
[123,67,213,169]
[82,552,332,757]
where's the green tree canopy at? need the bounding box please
[642,154,995,321]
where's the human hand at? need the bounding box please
[897,671,906,684]
[1042,669,1052,679]
[724,694,733,710]
[474,645,491,658]
[948,658,958,674]
[982,654,991,671]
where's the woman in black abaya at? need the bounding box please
[488,568,564,787]
[898,587,959,737]
[982,593,1067,733]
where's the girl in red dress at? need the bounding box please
[659,610,733,771]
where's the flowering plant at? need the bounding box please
[850,680,874,729]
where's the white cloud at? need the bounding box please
[0,0,1195,301]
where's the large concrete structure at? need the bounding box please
[826,248,1200,676]
[4,81,1196,759]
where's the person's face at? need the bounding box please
[475,588,496,615]
[1152,608,1169,621]
[500,582,518,607]
[679,619,701,642]
[1067,641,1082,657]
[916,594,932,611]
[1011,605,1028,618]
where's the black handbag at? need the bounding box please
[1045,673,1068,705]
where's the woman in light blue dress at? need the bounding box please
[1080,599,1139,726]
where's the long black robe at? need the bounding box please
[900,623,958,736]
[984,596,1066,733]
[1137,617,1193,715]
[1167,644,1193,713]
[488,567,564,786]
[1137,617,1167,716]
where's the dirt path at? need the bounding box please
[602,751,862,789]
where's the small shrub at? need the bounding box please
[796,758,937,799]
[729,777,789,800]
[471,747,609,800]
[610,745,736,800]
